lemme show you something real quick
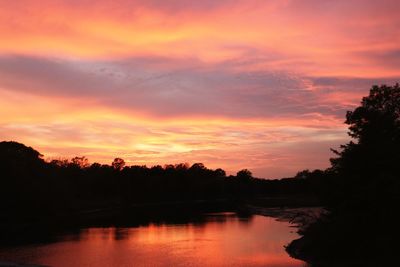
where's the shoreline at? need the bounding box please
[0,196,320,245]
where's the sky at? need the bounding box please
[1,0,399,178]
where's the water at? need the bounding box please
[0,213,305,267]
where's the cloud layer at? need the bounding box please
[1,0,399,177]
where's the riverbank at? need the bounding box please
[0,199,322,266]
[0,195,320,246]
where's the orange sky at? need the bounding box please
[1,0,399,177]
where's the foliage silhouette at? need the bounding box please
[237,169,253,180]
[112,157,125,170]
[0,140,318,240]
[286,84,400,266]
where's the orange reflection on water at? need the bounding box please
[0,214,304,267]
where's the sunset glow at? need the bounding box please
[1,0,399,177]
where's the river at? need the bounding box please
[0,212,305,267]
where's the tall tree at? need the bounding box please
[330,83,400,178]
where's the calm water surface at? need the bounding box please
[0,213,305,267]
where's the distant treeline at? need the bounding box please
[0,141,322,222]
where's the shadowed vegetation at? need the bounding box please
[0,140,320,244]
[286,84,400,266]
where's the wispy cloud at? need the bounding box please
[2,54,390,119]
[0,0,399,177]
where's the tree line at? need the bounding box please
[0,141,318,222]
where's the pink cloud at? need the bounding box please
[0,0,399,177]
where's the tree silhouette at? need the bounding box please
[71,156,90,168]
[287,84,400,265]
[237,169,253,180]
[112,158,125,170]
[330,83,400,177]
[0,141,43,165]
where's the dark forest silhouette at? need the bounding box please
[287,83,400,266]
[0,140,319,244]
